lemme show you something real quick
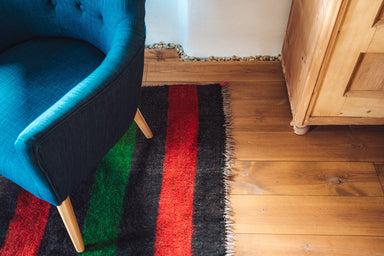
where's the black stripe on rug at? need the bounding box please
[116,86,169,255]
[192,85,227,256]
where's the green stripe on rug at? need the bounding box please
[81,123,137,255]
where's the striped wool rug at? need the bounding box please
[0,84,234,256]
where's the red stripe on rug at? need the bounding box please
[154,84,199,256]
[0,190,50,256]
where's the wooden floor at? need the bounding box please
[144,49,384,256]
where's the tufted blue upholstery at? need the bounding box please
[0,0,145,54]
[0,0,146,206]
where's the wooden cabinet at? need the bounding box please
[282,0,384,135]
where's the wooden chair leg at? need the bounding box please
[57,197,85,253]
[134,108,153,139]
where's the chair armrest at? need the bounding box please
[14,21,145,205]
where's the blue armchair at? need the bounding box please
[0,0,152,252]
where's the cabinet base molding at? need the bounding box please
[308,116,384,125]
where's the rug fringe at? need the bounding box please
[221,84,236,256]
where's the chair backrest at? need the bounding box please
[0,0,145,54]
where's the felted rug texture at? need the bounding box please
[0,84,234,256]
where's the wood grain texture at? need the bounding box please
[308,116,384,125]
[232,161,383,196]
[313,0,384,117]
[145,61,284,83]
[283,0,384,126]
[228,81,288,104]
[234,128,384,162]
[281,0,343,126]
[369,24,384,52]
[347,53,384,92]
[373,0,384,26]
[236,234,384,256]
[229,81,292,132]
[341,96,384,118]
[144,49,180,62]
[232,195,384,236]
[374,163,384,194]
[304,0,350,123]
[231,104,292,132]
[57,197,85,253]
[134,109,153,139]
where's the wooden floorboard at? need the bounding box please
[234,130,384,162]
[230,81,293,132]
[143,49,384,256]
[228,81,288,104]
[235,234,384,256]
[232,161,383,196]
[232,195,384,236]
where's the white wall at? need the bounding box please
[145,0,292,57]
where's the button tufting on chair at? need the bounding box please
[48,0,57,7]
[75,1,84,12]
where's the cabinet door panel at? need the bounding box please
[346,53,384,93]
[312,0,384,118]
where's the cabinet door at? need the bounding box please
[312,0,384,118]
